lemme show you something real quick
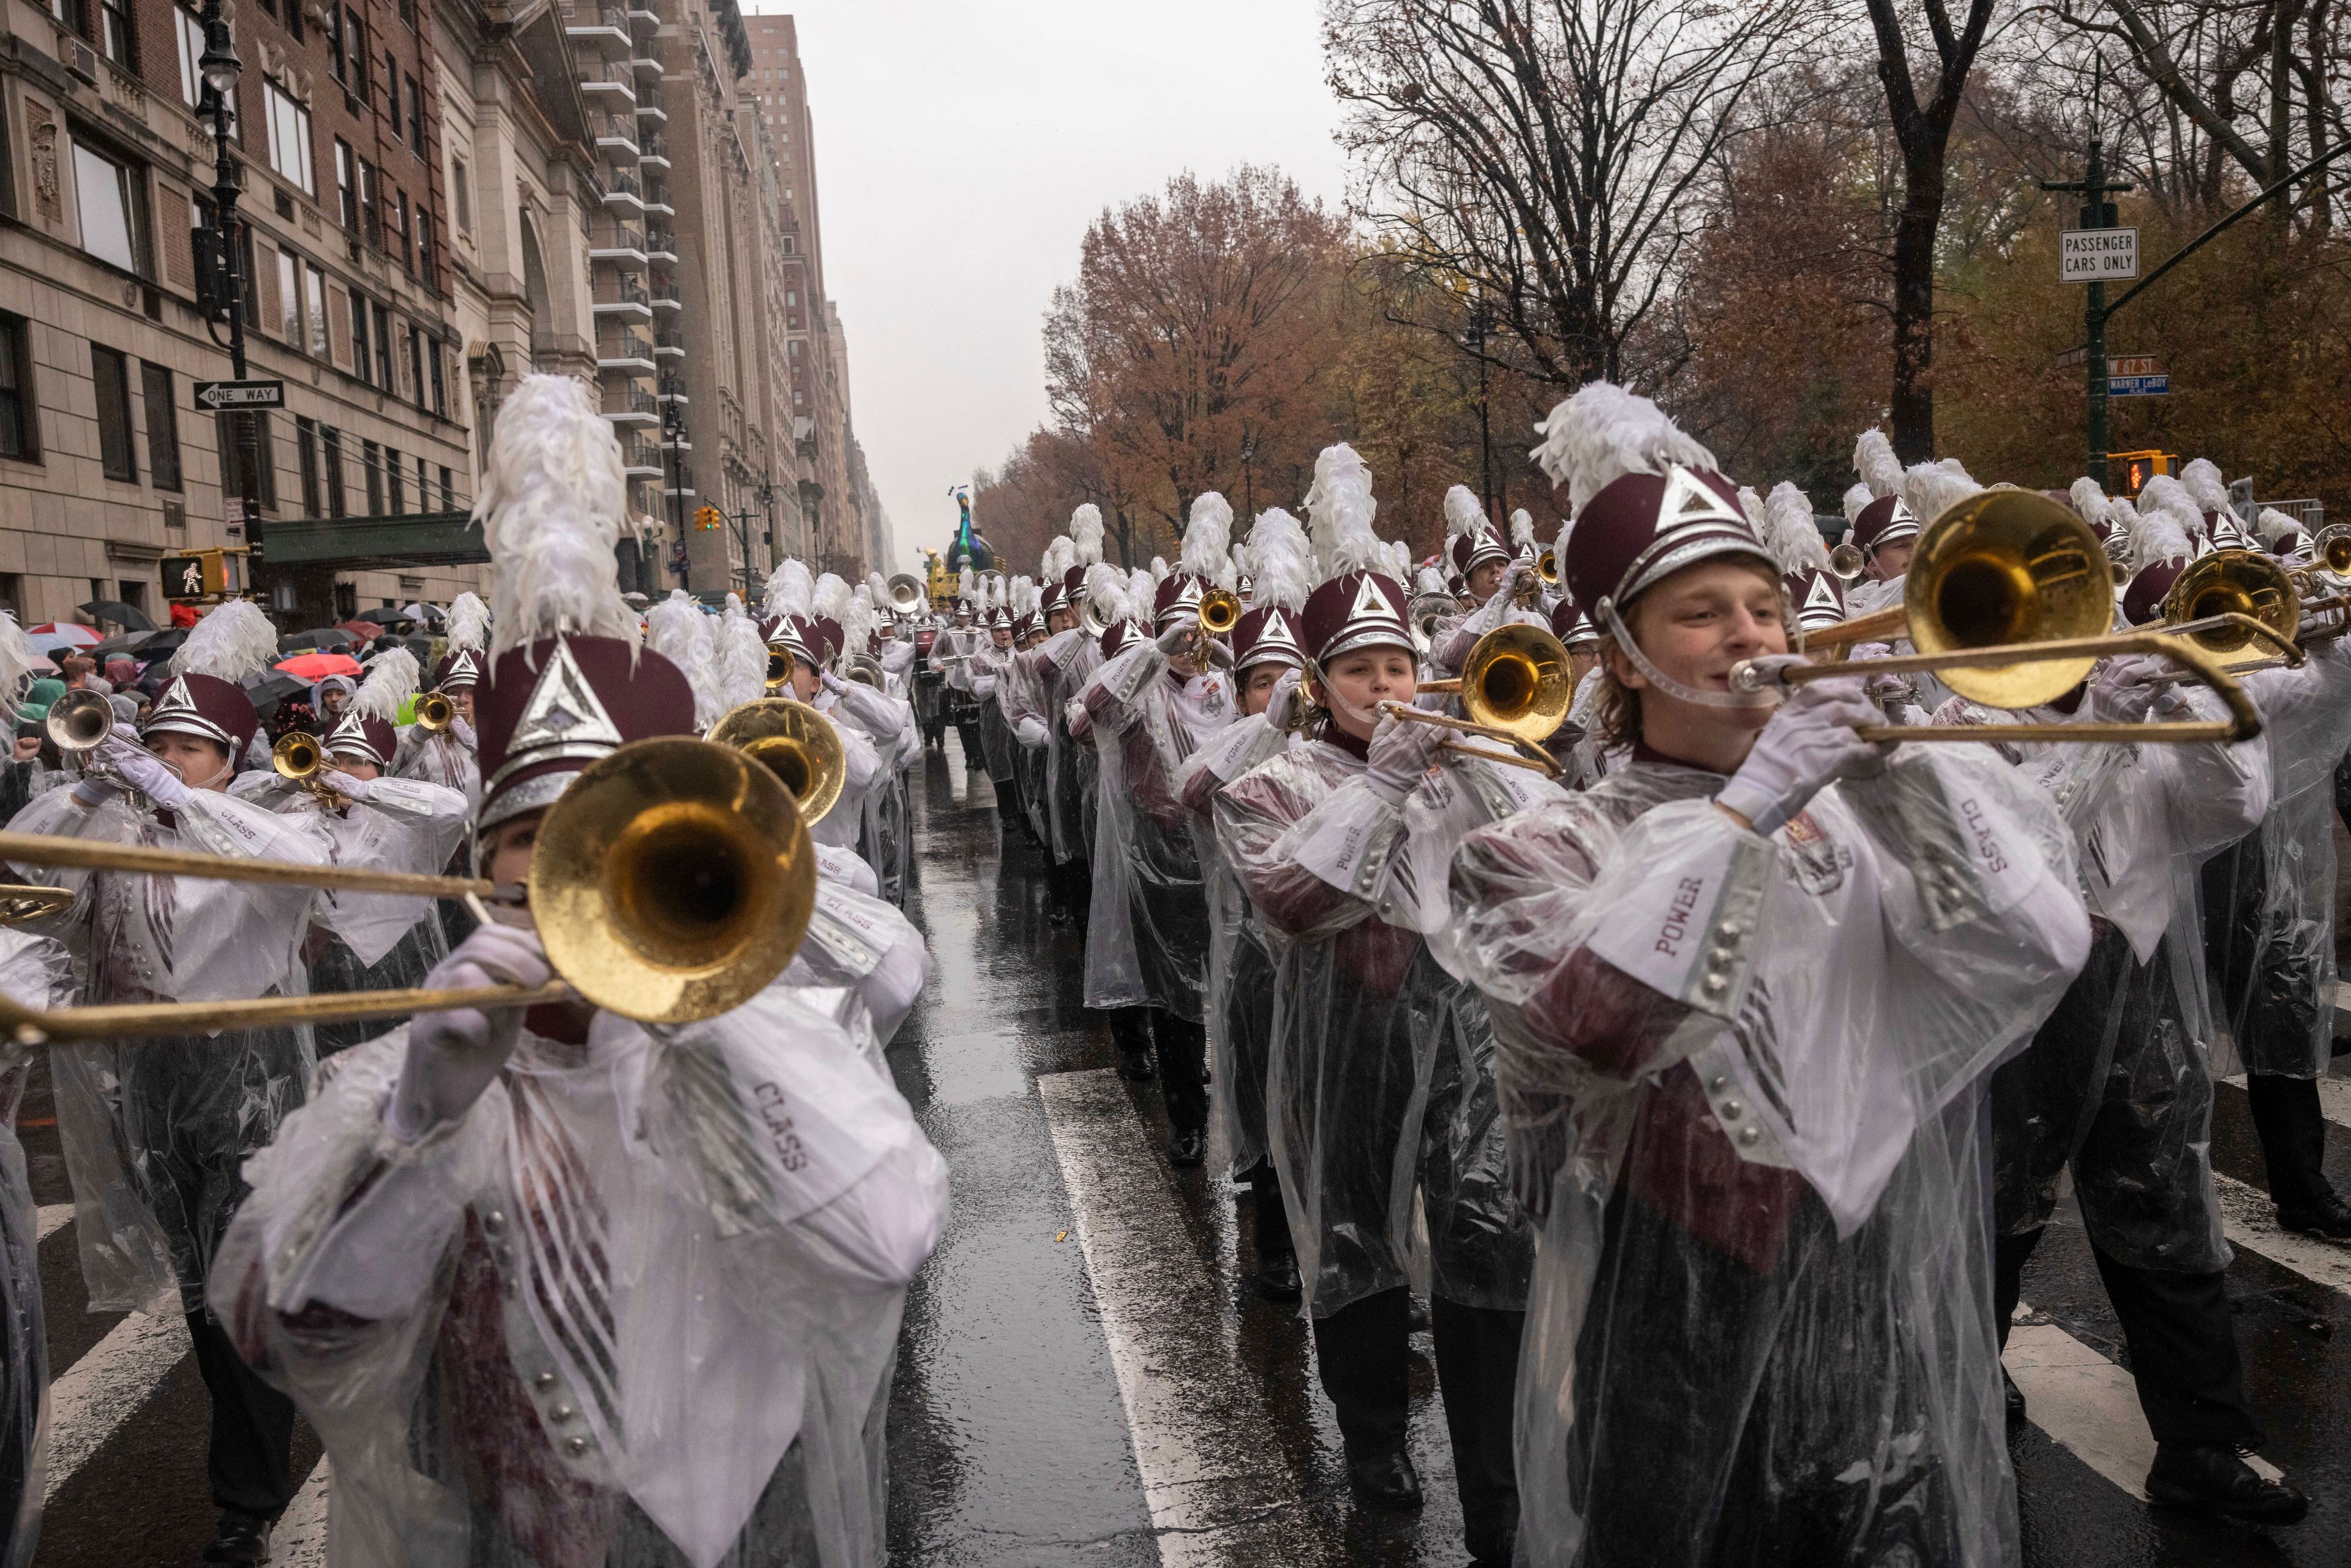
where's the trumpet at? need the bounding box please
[415,691,455,733]
[707,697,847,825]
[0,737,815,1041]
[1736,490,2263,745]
[272,730,342,803]
[766,647,796,693]
[45,688,114,755]
[1199,588,1243,637]
[1536,552,1560,588]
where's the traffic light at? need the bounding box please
[694,505,722,531]
[2110,450,2175,496]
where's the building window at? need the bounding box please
[71,136,149,276]
[306,261,328,356]
[174,6,206,110]
[451,156,471,234]
[406,73,424,151]
[384,51,400,138]
[276,248,299,342]
[296,416,320,516]
[407,326,426,410]
[340,8,367,104]
[397,0,414,25]
[375,302,395,389]
[91,344,136,482]
[99,0,135,68]
[0,314,36,462]
[386,446,403,512]
[321,424,346,515]
[348,290,370,384]
[265,81,315,197]
[416,212,435,291]
[361,438,383,514]
[390,189,410,271]
[430,337,446,416]
[140,360,181,490]
[358,158,380,248]
[335,138,356,231]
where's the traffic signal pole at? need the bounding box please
[2041,124,2134,491]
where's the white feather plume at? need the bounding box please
[1041,535,1075,585]
[2257,508,2306,548]
[444,591,490,653]
[645,590,721,729]
[1150,556,1169,583]
[1442,485,1487,541]
[0,614,33,706]
[172,599,279,681]
[1083,563,1124,628]
[1070,505,1104,568]
[2137,475,2205,541]
[2068,476,2110,523]
[354,646,419,721]
[1901,458,1982,525]
[813,572,853,627]
[1853,429,1905,500]
[2181,457,2233,518]
[718,595,767,711]
[1182,492,1234,582]
[1304,444,1379,576]
[1530,383,1719,514]
[1414,563,1448,597]
[1762,483,1828,574]
[1842,482,1875,525]
[1510,508,1535,550]
[1247,508,1314,613]
[843,587,880,666]
[763,559,814,623]
[474,373,640,655]
[1737,486,1769,534]
[1127,567,1155,620]
[2131,502,2195,574]
[866,571,891,609]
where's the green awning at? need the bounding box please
[257,512,487,569]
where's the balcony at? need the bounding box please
[588,222,648,266]
[588,113,639,157]
[596,328,656,373]
[662,462,696,497]
[560,1,630,48]
[580,75,636,103]
[626,0,659,26]
[657,377,689,406]
[637,131,669,168]
[651,276,682,311]
[620,437,666,477]
[642,182,673,217]
[604,384,660,425]
[593,277,651,318]
[631,51,662,77]
[602,171,644,212]
[646,229,678,261]
[654,324,684,359]
[635,86,667,122]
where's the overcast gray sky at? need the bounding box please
[748,1,1352,572]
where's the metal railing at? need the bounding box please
[656,324,685,351]
[596,329,655,361]
[591,222,647,252]
[646,229,676,254]
[639,131,667,159]
[604,171,642,200]
[620,437,664,468]
[598,277,650,309]
[651,277,681,306]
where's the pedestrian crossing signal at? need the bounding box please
[2111,450,2175,496]
[695,505,722,531]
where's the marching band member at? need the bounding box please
[1082,495,1240,1163]
[764,565,887,869]
[933,572,987,768]
[7,599,333,1566]
[826,584,920,907]
[972,585,1024,837]
[1447,487,1513,609]
[1440,384,2088,1567]
[392,590,488,806]
[1212,445,1536,1562]
[210,373,946,1567]
[1012,516,1104,928]
[1428,487,1551,686]
[0,928,63,1567]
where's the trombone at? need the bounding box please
[1386,623,1573,776]
[1734,491,2265,745]
[707,697,847,825]
[0,737,816,1042]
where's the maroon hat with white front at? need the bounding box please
[143,672,260,753]
[1559,466,1764,616]
[323,709,399,768]
[1548,596,1598,648]
[473,635,696,831]
[1850,495,1920,558]
[2121,561,2186,627]
[1449,528,1511,579]
[1152,572,1207,631]
[1231,604,1305,672]
[1100,620,1147,659]
[1783,567,1847,632]
[1300,572,1413,664]
[433,647,484,690]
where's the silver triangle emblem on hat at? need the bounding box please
[151,675,200,725]
[326,710,370,750]
[1348,574,1402,626]
[1804,574,1842,613]
[1654,465,1746,534]
[507,638,624,760]
[1261,608,1296,648]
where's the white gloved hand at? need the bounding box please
[324,768,376,803]
[1154,621,1199,659]
[1714,681,1889,836]
[2085,652,2186,722]
[449,716,478,749]
[1202,636,1234,669]
[1364,710,1446,806]
[820,670,847,694]
[387,923,553,1141]
[99,735,192,808]
[1261,668,1305,730]
[71,776,119,808]
[1016,716,1049,748]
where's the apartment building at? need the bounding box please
[0,0,488,628]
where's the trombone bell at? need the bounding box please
[1457,624,1573,743]
[707,697,847,825]
[1199,588,1242,637]
[1903,489,2113,707]
[2163,549,2300,660]
[531,737,815,1024]
[2317,523,2351,577]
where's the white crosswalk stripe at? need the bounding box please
[2213,1170,2351,1292]
[42,1308,191,1502]
[36,1204,70,1244]
[274,1459,332,1567]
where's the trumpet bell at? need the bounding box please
[2312,523,2351,577]
[1905,490,2113,707]
[272,730,324,782]
[532,737,815,1025]
[1828,541,1867,582]
[1199,588,1242,637]
[1458,623,1574,743]
[1536,552,1561,587]
[765,648,795,692]
[707,697,847,825]
[887,572,928,615]
[415,692,454,734]
[2164,549,2300,658]
[45,689,113,754]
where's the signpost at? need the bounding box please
[2041,113,2137,489]
[2058,228,2139,282]
[192,378,285,411]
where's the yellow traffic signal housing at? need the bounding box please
[2110,450,2176,495]
[694,505,722,531]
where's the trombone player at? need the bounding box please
[209,374,945,1566]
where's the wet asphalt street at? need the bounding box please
[15,740,2351,1565]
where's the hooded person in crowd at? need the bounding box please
[1438,382,2090,1567]
[208,372,947,1567]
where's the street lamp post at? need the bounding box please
[1461,298,1494,521]
[726,479,774,599]
[661,403,688,584]
[195,2,263,566]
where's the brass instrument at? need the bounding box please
[415,691,455,733]
[44,688,113,754]
[0,737,815,1041]
[1199,588,1243,637]
[1374,702,1562,776]
[887,573,929,615]
[1536,551,1560,588]
[1735,491,2263,744]
[1407,592,1464,658]
[766,648,796,693]
[707,697,847,825]
[0,885,72,925]
[2162,549,2301,661]
[272,730,342,803]
[1416,625,1575,743]
[1079,597,1109,639]
[843,653,885,689]
[1828,540,1867,582]
[1509,569,1549,609]
[2310,523,2351,577]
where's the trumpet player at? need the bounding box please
[1211,445,1537,1562]
[972,593,1025,837]
[6,599,333,1566]
[762,565,887,866]
[1079,495,1239,1162]
[391,588,489,808]
[210,373,945,1567]
[1441,384,2088,1567]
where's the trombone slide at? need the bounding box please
[0,980,576,1047]
[0,830,503,901]
[1378,703,1564,777]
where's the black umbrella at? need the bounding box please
[88,629,160,660]
[353,607,416,626]
[240,671,307,711]
[78,599,156,632]
[279,628,357,652]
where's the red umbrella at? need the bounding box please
[26,622,99,647]
[274,652,364,681]
[338,620,384,643]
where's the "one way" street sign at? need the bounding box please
[192,379,286,411]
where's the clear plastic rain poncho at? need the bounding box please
[1019,629,1098,866]
[1441,747,2090,1567]
[996,647,1054,845]
[804,694,882,858]
[4,779,330,1315]
[0,929,69,1567]
[2200,639,2351,1078]
[820,678,917,909]
[1966,685,2270,1274]
[209,976,948,1568]
[394,719,482,811]
[972,643,1017,786]
[1179,711,1297,1175]
[1212,735,1544,1319]
[1081,642,1238,1019]
[787,873,932,1050]
[229,771,471,1058]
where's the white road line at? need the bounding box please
[2214,1171,2351,1295]
[1038,1068,1329,1567]
[944,743,968,803]
[2218,1071,2351,1133]
[35,1204,70,1244]
[2006,1302,2283,1501]
[273,1458,331,1566]
[42,1310,191,1501]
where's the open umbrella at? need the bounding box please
[88,629,159,660]
[78,599,155,632]
[274,651,363,682]
[353,608,414,626]
[25,623,99,648]
[240,671,307,712]
[338,620,385,644]
[279,628,356,652]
